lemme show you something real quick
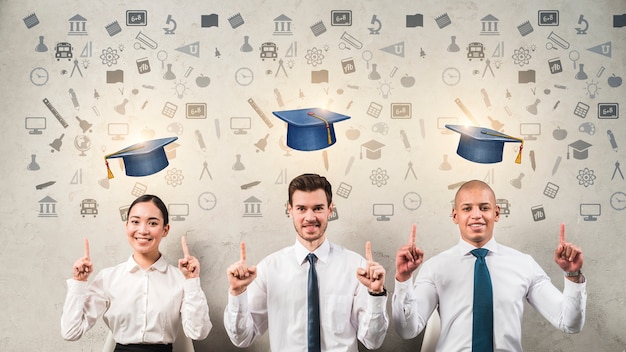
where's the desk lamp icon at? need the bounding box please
[163,14,177,35]
[369,15,381,34]
[575,15,588,34]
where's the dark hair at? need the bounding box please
[127,194,169,226]
[288,173,332,206]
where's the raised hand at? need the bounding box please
[178,236,201,279]
[395,224,424,282]
[554,224,583,274]
[357,241,386,293]
[72,238,93,282]
[226,241,257,296]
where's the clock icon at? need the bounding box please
[235,67,254,86]
[442,67,461,86]
[403,192,422,211]
[198,191,217,210]
[610,191,626,211]
[30,67,49,86]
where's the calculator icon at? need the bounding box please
[573,102,589,118]
[367,102,383,118]
[162,101,178,118]
[543,182,559,199]
[336,182,352,199]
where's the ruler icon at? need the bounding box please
[43,98,69,128]
[247,98,273,128]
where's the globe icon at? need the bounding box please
[74,134,91,156]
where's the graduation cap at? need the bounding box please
[104,137,178,178]
[446,124,524,164]
[567,140,591,160]
[272,108,350,151]
[360,139,385,159]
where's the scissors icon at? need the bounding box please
[338,42,351,50]
[134,42,146,50]
[545,42,558,50]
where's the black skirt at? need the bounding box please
[114,343,173,352]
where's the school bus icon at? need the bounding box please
[466,42,485,60]
[260,42,277,60]
[55,42,73,61]
[80,198,98,217]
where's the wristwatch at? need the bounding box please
[368,287,387,296]
[564,269,582,277]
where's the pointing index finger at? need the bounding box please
[240,241,247,263]
[84,237,90,259]
[409,224,416,245]
[365,241,373,262]
[559,223,565,245]
[181,236,190,258]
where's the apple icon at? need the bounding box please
[400,74,416,88]
[552,126,567,140]
[196,74,211,87]
[346,126,360,140]
[608,74,622,88]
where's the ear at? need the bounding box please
[451,207,459,224]
[327,202,334,219]
[163,224,171,237]
[494,204,501,222]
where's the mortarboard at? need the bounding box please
[446,124,524,164]
[104,137,178,178]
[567,140,591,160]
[360,139,385,159]
[272,108,350,151]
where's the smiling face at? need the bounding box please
[288,189,333,252]
[126,199,170,265]
[452,180,500,248]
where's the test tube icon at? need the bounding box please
[547,31,569,50]
[340,31,363,50]
[136,31,158,49]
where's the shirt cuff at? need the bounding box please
[367,292,388,313]
[183,277,202,292]
[563,275,586,295]
[66,278,88,293]
[394,278,412,297]
[227,290,249,313]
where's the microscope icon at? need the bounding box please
[163,14,177,35]
[575,15,588,34]
[369,15,381,35]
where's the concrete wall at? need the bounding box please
[1,0,625,351]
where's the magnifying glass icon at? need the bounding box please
[569,50,580,69]
[134,42,146,50]
[157,50,168,69]
[545,42,557,50]
[362,50,373,69]
[338,42,351,50]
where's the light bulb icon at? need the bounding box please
[585,80,600,99]
[378,81,392,99]
[173,80,189,99]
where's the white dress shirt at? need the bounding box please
[224,239,389,351]
[61,255,212,344]
[393,237,586,352]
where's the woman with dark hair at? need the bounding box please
[61,195,212,352]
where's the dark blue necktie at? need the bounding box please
[307,253,321,352]
[471,248,493,352]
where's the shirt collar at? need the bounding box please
[294,238,330,265]
[125,253,169,273]
[457,236,499,256]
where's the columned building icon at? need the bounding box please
[38,196,58,217]
[243,196,263,217]
[480,14,499,35]
[273,14,293,35]
[68,14,88,36]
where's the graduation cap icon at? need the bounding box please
[272,108,350,151]
[567,139,592,160]
[104,137,178,178]
[446,124,524,164]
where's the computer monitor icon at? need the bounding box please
[373,203,394,221]
[168,203,189,221]
[25,117,46,134]
[108,123,129,140]
[230,117,251,135]
[520,122,541,140]
[579,203,600,221]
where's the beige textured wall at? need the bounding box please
[1,0,625,351]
